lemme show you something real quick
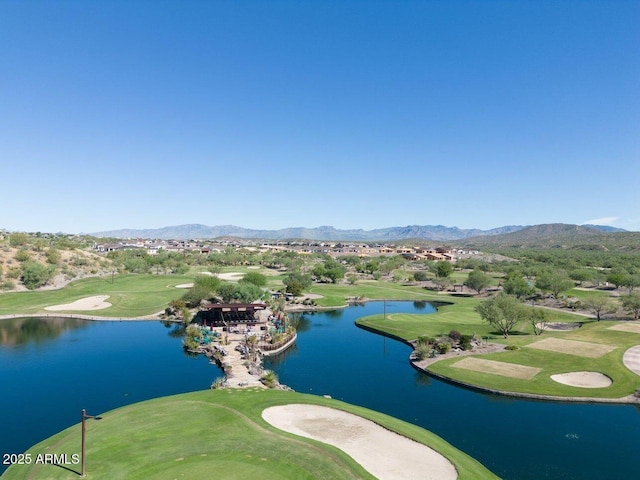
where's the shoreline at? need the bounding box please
[356,318,640,405]
[4,298,639,404]
[0,312,169,322]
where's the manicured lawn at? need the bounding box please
[2,389,498,480]
[309,280,445,307]
[0,274,193,318]
[357,301,640,399]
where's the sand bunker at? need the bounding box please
[608,323,640,334]
[45,295,112,311]
[262,404,457,480]
[217,272,244,281]
[526,338,616,358]
[622,345,640,376]
[550,372,612,388]
[174,283,194,289]
[452,357,541,380]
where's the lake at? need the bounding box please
[1,304,639,479]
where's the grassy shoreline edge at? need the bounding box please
[1,389,499,480]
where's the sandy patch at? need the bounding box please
[262,404,457,480]
[622,346,640,376]
[550,372,612,388]
[452,357,541,380]
[174,283,194,289]
[217,272,244,281]
[608,323,640,334]
[45,295,112,311]
[262,404,458,480]
[526,338,616,358]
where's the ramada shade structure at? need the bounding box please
[196,302,267,328]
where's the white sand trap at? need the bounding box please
[608,323,640,334]
[452,357,541,380]
[526,338,616,358]
[622,345,640,376]
[550,372,612,388]
[262,404,457,480]
[217,272,244,281]
[45,295,112,311]
[174,283,194,289]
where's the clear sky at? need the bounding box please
[1,0,638,234]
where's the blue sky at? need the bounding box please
[1,0,638,234]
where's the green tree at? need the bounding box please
[503,274,535,299]
[434,261,453,278]
[283,272,312,296]
[622,274,640,293]
[240,271,267,288]
[464,269,491,294]
[475,293,527,338]
[621,293,640,320]
[607,271,627,289]
[569,268,594,286]
[528,307,550,335]
[413,271,429,282]
[583,296,616,321]
[535,270,574,299]
[433,277,453,291]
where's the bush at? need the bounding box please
[240,271,267,287]
[21,262,55,289]
[504,345,519,351]
[0,280,15,290]
[261,370,279,388]
[460,334,473,351]
[413,345,432,361]
[15,249,32,263]
[436,342,451,354]
[448,330,461,342]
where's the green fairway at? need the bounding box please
[309,280,445,307]
[0,274,193,318]
[1,389,498,480]
[357,303,640,399]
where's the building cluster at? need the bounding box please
[93,238,480,261]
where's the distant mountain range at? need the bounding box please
[460,223,638,250]
[92,223,626,242]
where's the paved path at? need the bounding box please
[622,345,640,376]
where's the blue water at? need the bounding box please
[264,302,640,480]
[1,305,639,479]
[0,318,215,474]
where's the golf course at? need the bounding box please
[1,389,498,480]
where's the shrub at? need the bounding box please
[504,345,519,351]
[448,330,461,342]
[261,370,279,388]
[15,249,32,263]
[0,280,15,290]
[413,345,432,361]
[21,262,55,289]
[460,335,473,351]
[436,342,451,354]
[210,377,226,390]
[416,335,431,347]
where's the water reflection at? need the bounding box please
[0,316,88,347]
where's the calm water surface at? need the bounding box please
[264,302,640,480]
[1,304,639,479]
